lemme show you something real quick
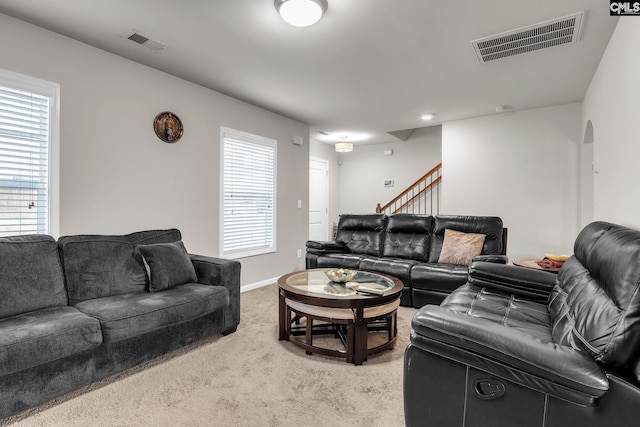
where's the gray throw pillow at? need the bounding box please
[138,241,198,292]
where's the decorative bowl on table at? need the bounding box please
[324,268,357,283]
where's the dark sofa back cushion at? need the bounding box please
[550,221,640,368]
[428,216,504,263]
[0,234,67,319]
[383,214,433,262]
[59,229,182,304]
[335,214,387,257]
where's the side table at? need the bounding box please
[513,259,561,273]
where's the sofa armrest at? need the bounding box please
[411,306,609,405]
[468,261,556,303]
[471,254,509,264]
[189,254,241,332]
[305,240,348,255]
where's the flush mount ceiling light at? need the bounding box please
[335,142,353,152]
[335,136,353,153]
[275,0,328,27]
[421,113,435,121]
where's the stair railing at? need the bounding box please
[376,162,442,215]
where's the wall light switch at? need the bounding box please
[297,199,302,209]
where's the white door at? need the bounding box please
[309,157,329,241]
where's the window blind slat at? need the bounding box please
[0,84,50,236]
[221,129,276,258]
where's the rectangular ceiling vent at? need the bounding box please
[125,32,168,51]
[471,12,584,64]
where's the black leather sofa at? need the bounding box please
[306,214,507,308]
[404,221,640,427]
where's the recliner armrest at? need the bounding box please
[305,240,348,254]
[471,254,509,264]
[468,261,556,303]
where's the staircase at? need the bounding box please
[376,162,442,215]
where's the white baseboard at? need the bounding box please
[241,276,279,293]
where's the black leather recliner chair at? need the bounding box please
[404,221,640,426]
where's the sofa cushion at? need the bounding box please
[0,306,102,376]
[550,221,640,368]
[74,283,229,343]
[359,256,420,286]
[382,214,433,262]
[437,229,486,265]
[411,263,470,292]
[429,216,503,263]
[139,241,197,292]
[335,214,387,256]
[59,229,182,304]
[0,234,67,319]
[440,284,554,340]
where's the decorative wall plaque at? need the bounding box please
[153,112,183,143]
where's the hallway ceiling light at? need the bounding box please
[275,0,328,27]
[421,113,435,121]
[335,136,353,152]
[335,142,353,152]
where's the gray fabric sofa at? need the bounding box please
[0,229,240,420]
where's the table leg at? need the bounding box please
[346,320,355,363]
[278,292,287,341]
[389,311,397,349]
[306,317,313,355]
[354,306,367,365]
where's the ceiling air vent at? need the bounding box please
[471,12,584,64]
[125,32,168,51]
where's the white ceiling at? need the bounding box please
[0,0,618,145]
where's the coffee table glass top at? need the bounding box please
[282,269,397,298]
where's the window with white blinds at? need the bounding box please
[221,127,277,259]
[0,70,58,237]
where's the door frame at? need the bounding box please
[309,156,330,240]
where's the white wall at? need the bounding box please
[0,13,310,287]
[442,104,581,259]
[583,19,640,229]
[337,126,442,214]
[309,140,341,237]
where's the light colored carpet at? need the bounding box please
[5,284,415,427]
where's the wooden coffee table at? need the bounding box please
[278,269,403,365]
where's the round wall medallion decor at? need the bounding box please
[153,111,183,143]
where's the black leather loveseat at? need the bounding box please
[306,214,507,308]
[404,221,640,427]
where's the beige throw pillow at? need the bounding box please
[438,229,486,265]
